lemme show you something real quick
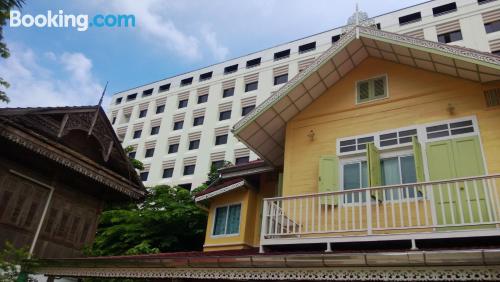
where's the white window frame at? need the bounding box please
[355,74,390,105]
[211,202,242,238]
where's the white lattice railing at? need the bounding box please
[261,174,500,244]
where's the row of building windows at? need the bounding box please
[129,132,234,160]
[138,156,250,182]
[398,0,494,26]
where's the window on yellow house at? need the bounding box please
[213,204,241,236]
[356,75,387,104]
[342,161,368,203]
[381,155,418,200]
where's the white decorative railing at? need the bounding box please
[261,174,500,243]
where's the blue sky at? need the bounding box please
[1,0,424,108]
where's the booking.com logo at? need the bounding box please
[9,10,135,31]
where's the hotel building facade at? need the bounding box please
[107,0,500,189]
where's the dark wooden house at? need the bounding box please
[0,106,146,258]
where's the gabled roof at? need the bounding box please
[232,26,500,166]
[0,105,146,200]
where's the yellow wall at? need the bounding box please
[283,57,500,197]
[203,173,277,252]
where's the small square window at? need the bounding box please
[274,74,288,85]
[168,143,179,154]
[180,77,193,87]
[112,117,117,124]
[140,171,149,181]
[245,81,258,92]
[126,93,137,101]
[224,64,238,74]
[399,12,422,25]
[246,58,261,68]
[156,105,165,114]
[299,42,316,53]
[199,71,213,81]
[173,121,184,130]
[128,151,136,159]
[178,99,188,108]
[159,83,170,92]
[183,165,195,175]
[150,126,160,135]
[115,97,123,105]
[178,183,192,190]
[274,49,290,61]
[189,139,200,150]
[219,110,232,121]
[193,116,204,126]
[139,109,148,118]
[223,87,235,98]
[145,148,155,158]
[478,0,497,4]
[198,94,208,104]
[211,160,225,170]
[162,168,174,178]
[133,130,142,139]
[215,134,228,145]
[432,2,457,16]
[235,156,249,165]
[485,20,500,33]
[438,30,462,43]
[242,105,255,116]
[142,88,153,97]
[331,35,341,43]
[356,75,388,103]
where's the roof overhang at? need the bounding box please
[232,26,500,167]
[195,179,251,202]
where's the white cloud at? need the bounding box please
[91,0,230,61]
[201,26,229,61]
[0,42,106,108]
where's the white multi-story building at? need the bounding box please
[108,0,500,189]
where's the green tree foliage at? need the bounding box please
[124,145,144,170]
[87,185,207,256]
[205,161,232,186]
[0,0,25,103]
[0,241,28,282]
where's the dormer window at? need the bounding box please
[356,75,388,104]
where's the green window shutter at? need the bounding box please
[367,143,382,201]
[412,136,426,182]
[319,155,339,205]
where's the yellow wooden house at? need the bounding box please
[195,26,500,253]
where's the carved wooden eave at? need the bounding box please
[26,248,500,281]
[0,106,146,200]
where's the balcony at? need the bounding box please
[260,174,500,252]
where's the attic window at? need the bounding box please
[432,2,457,16]
[331,35,341,43]
[484,88,500,107]
[274,49,290,61]
[180,77,193,87]
[199,71,213,81]
[356,75,387,104]
[299,42,316,53]
[159,83,170,92]
[224,64,238,74]
[126,93,137,101]
[478,0,497,4]
[142,88,153,97]
[246,58,261,68]
[399,12,421,25]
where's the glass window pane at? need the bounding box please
[400,156,417,184]
[213,207,228,235]
[381,157,401,185]
[361,161,368,188]
[343,163,360,190]
[226,204,241,234]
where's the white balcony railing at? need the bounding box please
[260,174,500,250]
